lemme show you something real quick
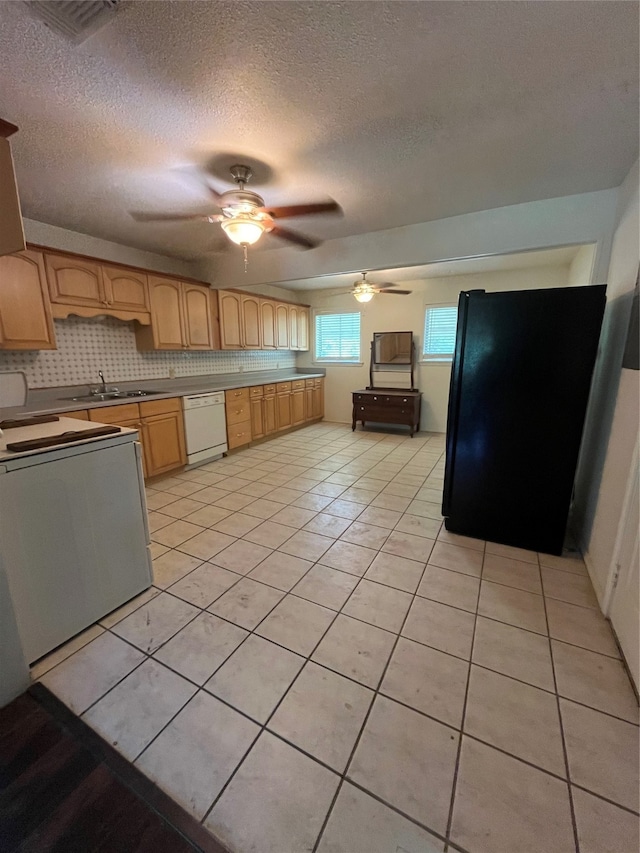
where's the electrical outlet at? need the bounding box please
[239,365,244,373]
[168,367,176,379]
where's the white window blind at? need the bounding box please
[423,305,458,361]
[315,312,361,362]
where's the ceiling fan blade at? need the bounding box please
[263,201,341,219]
[377,289,412,295]
[375,282,398,288]
[205,183,225,205]
[269,225,319,249]
[130,211,222,222]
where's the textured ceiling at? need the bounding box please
[0,1,637,261]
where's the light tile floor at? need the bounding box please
[33,423,639,853]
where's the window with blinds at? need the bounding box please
[315,312,361,362]
[423,305,458,361]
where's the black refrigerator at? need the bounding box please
[442,284,606,556]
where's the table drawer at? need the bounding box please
[225,387,250,404]
[227,419,252,449]
[276,381,292,393]
[249,385,264,398]
[355,405,414,422]
[226,401,251,425]
[292,379,305,391]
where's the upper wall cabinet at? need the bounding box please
[219,290,242,349]
[136,277,213,351]
[101,265,149,313]
[217,289,309,351]
[46,253,103,307]
[0,249,56,350]
[0,120,25,258]
[260,299,276,349]
[44,251,151,323]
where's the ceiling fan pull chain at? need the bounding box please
[243,243,249,273]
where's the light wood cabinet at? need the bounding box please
[45,253,103,307]
[0,121,25,257]
[143,278,183,349]
[242,295,262,349]
[210,288,221,350]
[291,389,305,425]
[219,290,243,349]
[142,409,186,477]
[288,305,299,350]
[250,396,265,440]
[297,307,309,351]
[0,249,56,350]
[216,289,309,352]
[101,265,149,312]
[276,382,293,430]
[137,278,213,351]
[260,300,276,349]
[312,378,324,419]
[224,387,252,449]
[263,388,277,435]
[183,283,213,349]
[304,383,314,421]
[89,397,185,479]
[275,304,289,349]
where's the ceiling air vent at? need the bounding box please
[22,0,121,44]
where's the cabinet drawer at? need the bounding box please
[89,403,140,424]
[263,384,276,395]
[314,378,323,388]
[292,379,305,391]
[227,419,252,449]
[139,397,181,417]
[226,402,251,425]
[305,379,316,388]
[249,385,264,398]
[276,381,292,393]
[225,387,250,404]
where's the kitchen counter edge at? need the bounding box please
[0,371,326,420]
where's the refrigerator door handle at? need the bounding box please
[442,291,470,516]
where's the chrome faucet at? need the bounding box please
[98,370,107,393]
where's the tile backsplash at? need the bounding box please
[0,317,297,388]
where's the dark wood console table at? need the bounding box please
[352,389,422,436]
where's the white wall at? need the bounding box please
[568,244,596,286]
[205,189,618,289]
[574,160,639,602]
[297,264,571,431]
[24,218,198,279]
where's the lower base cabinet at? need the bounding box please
[276,382,293,430]
[225,387,252,450]
[88,397,186,479]
[263,390,277,435]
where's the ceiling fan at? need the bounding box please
[340,272,412,302]
[130,164,341,252]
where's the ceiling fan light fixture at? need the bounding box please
[220,215,265,246]
[353,289,374,303]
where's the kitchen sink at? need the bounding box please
[61,390,163,403]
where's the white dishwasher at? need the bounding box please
[183,391,228,466]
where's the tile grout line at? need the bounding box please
[442,538,487,851]
[538,551,581,853]
[311,534,447,852]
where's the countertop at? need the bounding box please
[0,369,325,420]
[0,417,138,462]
